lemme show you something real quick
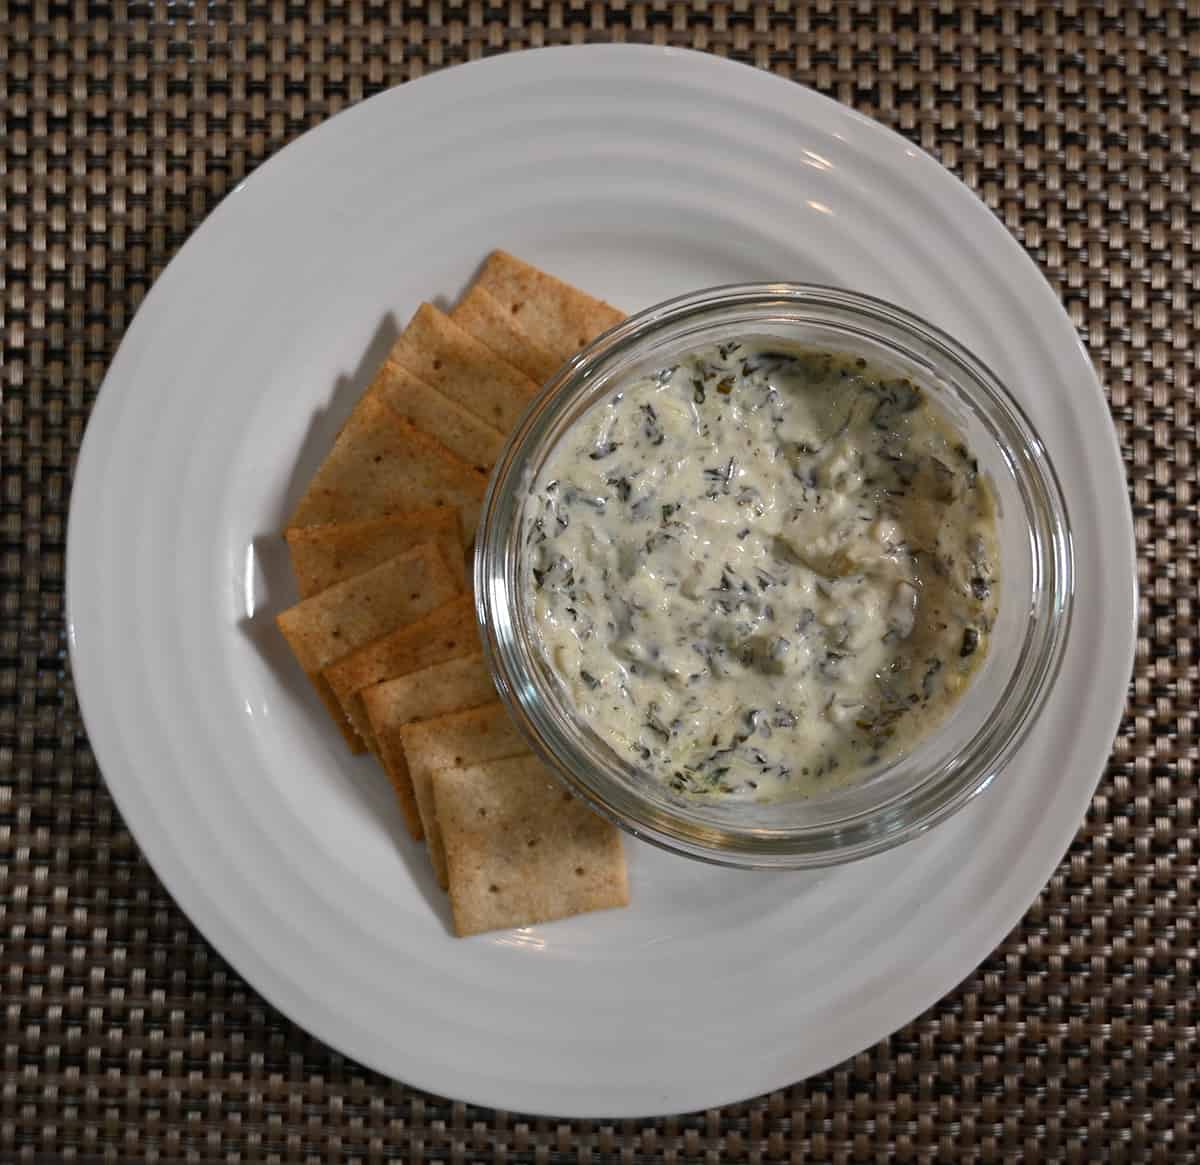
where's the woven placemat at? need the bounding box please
[2,1,1195,1160]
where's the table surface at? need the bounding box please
[2,2,1196,1161]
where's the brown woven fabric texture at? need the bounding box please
[2,0,1195,1160]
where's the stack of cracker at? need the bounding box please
[276,252,631,936]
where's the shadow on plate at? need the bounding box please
[234,313,455,933]
[273,312,401,528]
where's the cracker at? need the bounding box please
[389,303,537,432]
[450,283,561,385]
[362,653,499,840]
[275,543,461,752]
[284,509,463,598]
[472,250,624,366]
[434,754,630,936]
[324,593,479,750]
[287,394,487,537]
[368,360,506,473]
[397,702,526,887]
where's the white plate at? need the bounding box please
[67,46,1136,1117]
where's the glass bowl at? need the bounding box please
[474,284,1073,869]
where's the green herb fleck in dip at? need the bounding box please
[524,340,999,800]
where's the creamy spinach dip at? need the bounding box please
[524,340,999,801]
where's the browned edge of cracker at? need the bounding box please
[473,250,625,365]
[396,701,526,889]
[369,359,506,473]
[284,508,462,598]
[450,283,561,385]
[324,593,479,750]
[432,537,470,596]
[287,396,487,536]
[389,302,538,432]
[275,543,459,751]
[313,674,367,753]
[391,411,489,490]
[385,414,489,546]
[287,392,408,528]
[362,652,498,842]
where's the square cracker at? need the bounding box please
[284,509,463,598]
[367,360,506,474]
[472,250,624,366]
[287,394,487,537]
[434,753,630,937]
[275,543,461,752]
[450,284,561,385]
[389,303,537,432]
[362,652,499,840]
[324,593,479,750]
[396,701,526,887]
